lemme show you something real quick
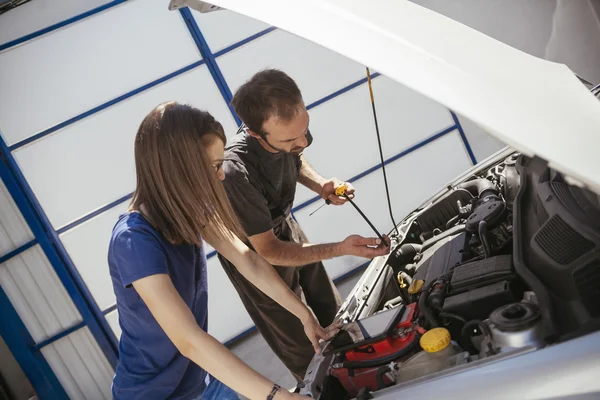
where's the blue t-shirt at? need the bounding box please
[108,212,209,399]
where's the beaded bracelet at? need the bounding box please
[267,384,281,400]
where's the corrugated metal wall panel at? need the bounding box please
[41,328,113,400]
[0,246,81,342]
[0,179,34,256]
[41,344,85,399]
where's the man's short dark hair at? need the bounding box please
[231,69,303,135]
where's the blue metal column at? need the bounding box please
[0,287,69,400]
[0,135,119,369]
[179,7,242,126]
[450,111,477,165]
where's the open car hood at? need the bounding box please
[178,0,600,193]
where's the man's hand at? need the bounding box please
[340,234,391,258]
[320,178,355,205]
[301,312,341,355]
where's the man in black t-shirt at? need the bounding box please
[218,69,390,381]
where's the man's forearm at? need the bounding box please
[261,239,344,267]
[298,154,326,195]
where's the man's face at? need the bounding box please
[251,105,310,154]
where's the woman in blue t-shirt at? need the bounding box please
[108,102,337,400]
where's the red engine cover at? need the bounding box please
[330,303,418,397]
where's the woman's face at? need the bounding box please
[205,136,225,181]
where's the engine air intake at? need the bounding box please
[534,215,594,265]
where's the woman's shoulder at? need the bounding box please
[110,212,160,248]
[108,212,171,288]
[113,211,150,232]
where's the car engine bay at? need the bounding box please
[300,151,600,399]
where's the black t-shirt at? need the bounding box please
[222,130,313,237]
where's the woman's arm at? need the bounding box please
[206,232,340,353]
[132,274,301,400]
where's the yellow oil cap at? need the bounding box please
[408,279,424,295]
[420,328,451,353]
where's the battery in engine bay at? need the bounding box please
[443,255,522,321]
[450,255,515,292]
[326,303,418,397]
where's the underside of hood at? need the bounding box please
[176,0,600,193]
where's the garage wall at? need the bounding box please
[0,0,555,398]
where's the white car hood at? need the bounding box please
[183,0,600,192]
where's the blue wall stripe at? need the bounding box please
[0,287,69,399]
[40,302,118,350]
[291,124,458,213]
[0,135,119,368]
[34,321,86,351]
[224,326,257,348]
[103,304,118,315]
[0,0,128,53]
[307,73,381,110]
[180,8,242,126]
[57,193,133,235]
[10,60,206,151]
[349,124,457,180]
[332,260,370,287]
[213,27,277,58]
[0,239,36,265]
[36,305,117,351]
[450,111,477,165]
[6,19,279,150]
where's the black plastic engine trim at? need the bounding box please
[512,155,557,340]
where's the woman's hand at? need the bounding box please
[301,312,341,355]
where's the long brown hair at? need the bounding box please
[131,101,246,246]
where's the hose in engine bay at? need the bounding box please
[438,312,467,324]
[478,220,492,258]
[457,178,498,199]
[333,332,422,370]
[376,365,393,390]
[418,279,439,329]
